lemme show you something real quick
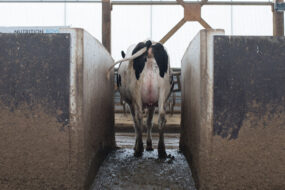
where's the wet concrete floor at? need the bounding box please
[116,133,180,149]
[91,148,196,190]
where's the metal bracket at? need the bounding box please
[184,4,202,21]
[274,2,285,11]
[176,0,212,28]
[177,0,202,21]
[159,0,212,44]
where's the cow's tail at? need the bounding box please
[106,47,147,80]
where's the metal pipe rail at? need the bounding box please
[0,0,101,3]
[111,1,273,6]
[0,0,274,6]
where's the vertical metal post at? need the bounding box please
[150,1,153,39]
[273,0,284,36]
[230,0,233,35]
[64,2,67,26]
[102,0,111,53]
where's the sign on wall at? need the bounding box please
[0,26,70,34]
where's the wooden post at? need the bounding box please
[273,0,284,36]
[102,0,111,53]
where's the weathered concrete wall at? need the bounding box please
[0,28,115,190]
[82,31,115,188]
[181,29,285,190]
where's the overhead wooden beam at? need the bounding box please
[273,0,284,36]
[102,0,111,53]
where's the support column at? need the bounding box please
[102,0,111,53]
[273,0,284,36]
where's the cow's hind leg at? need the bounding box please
[158,99,167,158]
[130,104,144,157]
[146,107,155,151]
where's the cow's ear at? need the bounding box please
[121,51,126,58]
[152,43,168,78]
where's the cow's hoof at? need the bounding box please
[158,141,167,158]
[146,140,153,151]
[134,140,144,157]
[158,148,167,159]
[134,150,143,157]
[146,146,154,151]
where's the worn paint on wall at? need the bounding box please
[213,36,285,139]
[0,29,115,190]
[0,34,75,189]
[181,30,285,190]
[0,34,70,125]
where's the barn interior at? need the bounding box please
[0,1,284,190]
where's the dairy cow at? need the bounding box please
[108,40,173,158]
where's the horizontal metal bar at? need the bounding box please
[112,1,177,5]
[0,0,273,6]
[206,1,273,6]
[111,1,273,6]
[274,2,285,11]
[0,0,101,3]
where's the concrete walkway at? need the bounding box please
[91,149,196,190]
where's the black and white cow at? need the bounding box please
[108,40,173,158]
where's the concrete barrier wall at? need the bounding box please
[0,28,115,189]
[181,29,285,190]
